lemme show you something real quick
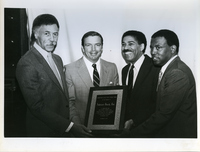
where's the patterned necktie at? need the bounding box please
[92,64,100,87]
[47,52,63,89]
[157,70,163,91]
[128,64,134,91]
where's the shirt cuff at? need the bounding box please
[65,122,74,132]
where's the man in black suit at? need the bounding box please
[120,29,197,138]
[16,14,92,137]
[121,30,160,130]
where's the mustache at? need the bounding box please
[46,42,57,46]
[47,41,57,45]
[122,49,132,53]
[52,41,57,45]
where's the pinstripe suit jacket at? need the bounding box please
[16,46,70,137]
[128,57,197,138]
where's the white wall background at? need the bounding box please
[26,0,199,85]
[1,0,200,151]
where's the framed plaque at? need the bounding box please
[85,86,128,135]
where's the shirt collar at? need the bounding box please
[83,56,101,79]
[161,55,178,74]
[83,56,100,68]
[34,43,49,60]
[129,54,145,70]
[134,54,145,70]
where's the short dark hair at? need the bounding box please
[81,31,103,46]
[31,14,59,45]
[122,30,147,53]
[151,29,179,53]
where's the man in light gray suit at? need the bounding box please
[65,31,119,125]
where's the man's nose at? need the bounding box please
[92,45,96,51]
[49,34,55,41]
[124,44,129,50]
[151,47,157,54]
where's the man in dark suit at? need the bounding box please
[16,14,92,137]
[121,29,197,138]
[65,31,119,125]
[121,30,160,130]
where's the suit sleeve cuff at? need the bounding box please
[65,122,74,132]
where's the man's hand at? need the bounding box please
[111,129,131,138]
[70,124,93,137]
[124,119,134,130]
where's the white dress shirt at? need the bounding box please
[126,55,145,87]
[83,56,101,81]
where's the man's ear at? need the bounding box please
[81,46,85,54]
[34,32,38,39]
[140,43,145,52]
[171,45,177,54]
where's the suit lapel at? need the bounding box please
[159,56,179,87]
[52,55,68,93]
[100,59,109,86]
[77,58,93,89]
[157,56,179,101]
[133,55,152,93]
[122,64,130,85]
[164,56,180,76]
[31,47,63,91]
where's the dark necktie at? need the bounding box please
[92,64,100,87]
[128,64,134,91]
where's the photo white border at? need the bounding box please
[1,0,200,151]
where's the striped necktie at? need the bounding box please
[92,64,100,87]
[47,52,63,89]
[157,70,163,91]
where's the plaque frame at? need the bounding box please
[85,86,128,135]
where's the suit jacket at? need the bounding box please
[16,46,71,137]
[122,55,160,126]
[129,56,197,138]
[64,57,119,124]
